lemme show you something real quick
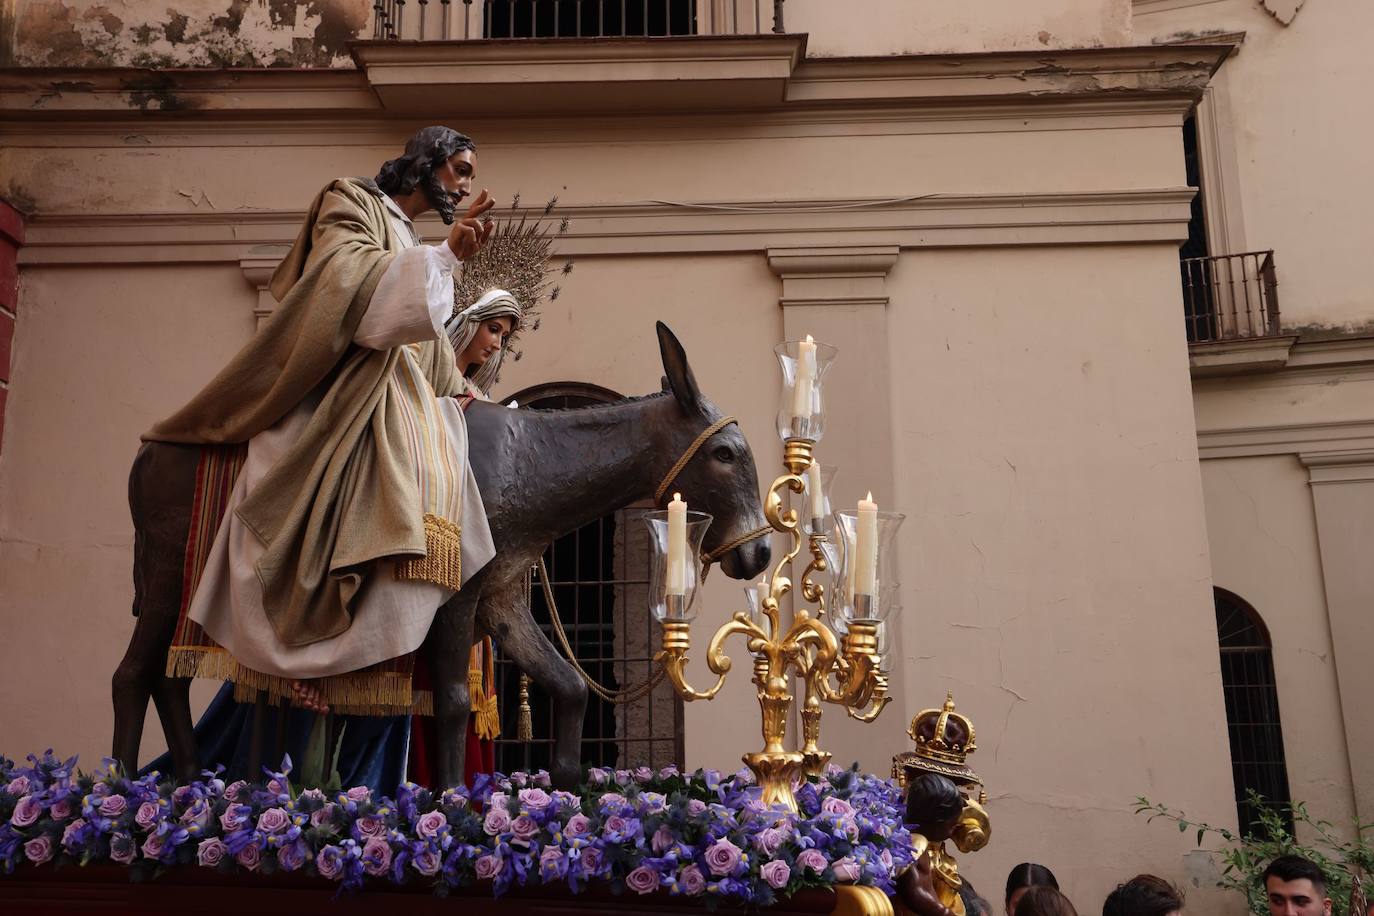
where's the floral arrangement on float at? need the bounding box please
[0,750,913,906]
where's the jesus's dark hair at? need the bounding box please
[375,126,476,225]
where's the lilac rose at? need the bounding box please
[256,807,290,835]
[197,837,228,866]
[316,845,344,880]
[533,770,552,788]
[24,835,55,864]
[626,864,659,894]
[310,804,336,828]
[110,833,137,865]
[49,798,73,821]
[172,785,195,808]
[61,818,88,849]
[135,801,161,830]
[345,786,371,804]
[632,767,653,783]
[761,859,790,889]
[483,806,511,836]
[587,769,609,786]
[831,855,860,882]
[220,804,249,832]
[6,775,30,795]
[599,792,628,811]
[678,863,706,896]
[277,841,307,872]
[142,831,167,860]
[797,848,828,875]
[413,848,442,876]
[415,810,447,839]
[355,815,386,838]
[236,843,262,872]
[298,788,326,806]
[539,845,566,880]
[686,799,707,817]
[753,826,789,857]
[580,846,604,876]
[518,788,551,811]
[362,836,392,876]
[99,795,128,818]
[474,853,502,881]
[704,837,743,876]
[651,824,674,854]
[224,780,248,802]
[510,814,540,843]
[10,795,41,827]
[563,813,591,839]
[821,796,854,817]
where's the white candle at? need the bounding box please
[807,458,825,522]
[757,579,771,615]
[791,335,816,421]
[666,493,687,596]
[855,492,878,597]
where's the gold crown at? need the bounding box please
[892,692,980,788]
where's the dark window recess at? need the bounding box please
[1214,588,1294,836]
[1181,112,1217,341]
[484,0,697,39]
[491,383,685,774]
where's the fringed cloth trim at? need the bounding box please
[168,644,434,717]
[394,513,462,591]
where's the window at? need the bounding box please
[492,382,685,774]
[485,0,698,39]
[1214,588,1293,835]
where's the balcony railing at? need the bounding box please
[371,0,785,40]
[1182,250,1282,343]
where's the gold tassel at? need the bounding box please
[395,514,463,590]
[517,673,533,742]
[469,639,501,740]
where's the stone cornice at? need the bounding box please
[1198,420,1374,461]
[16,188,1197,266]
[0,41,1228,122]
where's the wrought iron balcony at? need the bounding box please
[1182,250,1282,344]
[372,0,785,41]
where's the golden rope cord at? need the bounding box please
[653,415,738,506]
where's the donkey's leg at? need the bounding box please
[427,590,480,789]
[479,589,587,790]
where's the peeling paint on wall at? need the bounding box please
[1260,0,1306,25]
[13,0,371,68]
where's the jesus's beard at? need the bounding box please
[422,175,461,225]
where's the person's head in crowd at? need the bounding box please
[1102,874,1184,916]
[1016,886,1080,916]
[1262,855,1332,916]
[1007,863,1061,915]
[960,879,993,916]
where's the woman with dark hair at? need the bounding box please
[1006,863,1061,915]
[1013,887,1078,916]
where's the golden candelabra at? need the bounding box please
[654,436,891,812]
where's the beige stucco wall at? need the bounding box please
[1133,0,1374,332]
[0,37,1247,915]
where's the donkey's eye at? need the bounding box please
[713,446,735,463]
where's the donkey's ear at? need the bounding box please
[657,321,704,416]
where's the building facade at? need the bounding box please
[0,0,1367,910]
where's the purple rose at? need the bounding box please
[632,767,653,783]
[298,788,326,806]
[413,848,442,876]
[310,804,336,828]
[658,766,680,780]
[475,853,502,881]
[277,841,307,872]
[614,770,633,786]
[134,801,160,830]
[197,837,227,866]
[797,848,828,875]
[651,824,674,854]
[256,807,290,835]
[99,795,128,818]
[6,775,30,795]
[761,859,790,890]
[110,833,137,865]
[678,863,706,896]
[172,785,195,808]
[604,814,633,838]
[219,805,248,832]
[626,864,660,894]
[415,810,447,839]
[587,769,609,786]
[580,846,604,877]
[821,796,854,817]
[518,788,552,811]
[563,813,591,838]
[879,849,894,871]
[346,786,371,803]
[141,831,166,860]
[753,826,789,857]
[266,778,287,798]
[224,780,248,802]
[686,799,707,817]
[316,846,344,880]
[552,790,580,811]
[24,835,54,864]
[61,818,87,850]
[10,795,41,827]
[539,845,565,881]
[831,856,860,882]
[704,837,742,876]
[533,770,552,788]
[510,772,529,788]
[49,798,73,821]
[362,836,392,876]
[510,814,539,843]
[483,806,511,836]
[236,843,262,872]
[356,815,386,838]
[181,800,212,830]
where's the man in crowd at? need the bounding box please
[1263,855,1333,916]
[1102,874,1184,916]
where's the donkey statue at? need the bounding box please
[112,323,771,790]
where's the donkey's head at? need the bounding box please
[654,322,770,581]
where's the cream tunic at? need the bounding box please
[187,198,496,679]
